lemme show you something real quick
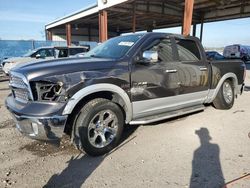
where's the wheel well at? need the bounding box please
[64,91,127,135]
[226,77,236,89]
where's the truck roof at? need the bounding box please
[123,32,199,41]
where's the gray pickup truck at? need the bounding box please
[6,33,245,156]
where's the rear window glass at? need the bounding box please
[175,39,201,61]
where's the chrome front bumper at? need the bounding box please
[5,95,68,141]
[10,113,67,141]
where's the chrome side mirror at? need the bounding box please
[142,50,158,63]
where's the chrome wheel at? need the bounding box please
[88,110,118,148]
[223,81,233,104]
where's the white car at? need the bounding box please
[2,46,89,74]
[2,47,55,74]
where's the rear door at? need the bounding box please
[173,37,210,105]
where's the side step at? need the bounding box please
[129,105,205,125]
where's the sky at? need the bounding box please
[0,0,250,47]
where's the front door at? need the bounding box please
[131,36,180,119]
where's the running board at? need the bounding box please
[129,105,205,125]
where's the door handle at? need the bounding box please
[199,67,208,71]
[166,69,177,73]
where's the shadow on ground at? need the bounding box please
[244,86,250,92]
[190,127,225,188]
[43,125,139,188]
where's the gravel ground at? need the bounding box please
[0,70,249,188]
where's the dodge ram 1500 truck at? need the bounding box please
[6,33,245,156]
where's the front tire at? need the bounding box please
[213,79,234,109]
[73,98,124,156]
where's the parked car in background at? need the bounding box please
[2,47,55,74]
[72,44,99,58]
[57,46,90,58]
[2,46,88,74]
[73,52,87,58]
[6,33,245,156]
[206,51,225,60]
[223,44,250,62]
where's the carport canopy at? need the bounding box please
[45,0,250,45]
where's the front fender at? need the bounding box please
[62,83,132,123]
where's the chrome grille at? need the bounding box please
[13,89,29,102]
[9,73,33,103]
[10,75,26,88]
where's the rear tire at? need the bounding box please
[72,98,124,156]
[213,79,234,110]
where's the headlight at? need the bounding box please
[31,81,66,102]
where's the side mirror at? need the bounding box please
[35,54,41,59]
[142,50,158,63]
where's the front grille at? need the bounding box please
[9,73,33,103]
[13,89,30,102]
[10,75,26,88]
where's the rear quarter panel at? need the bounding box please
[210,59,245,89]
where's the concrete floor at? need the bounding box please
[0,70,249,188]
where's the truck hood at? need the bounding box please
[11,57,117,81]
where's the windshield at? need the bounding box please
[23,50,36,57]
[84,34,143,59]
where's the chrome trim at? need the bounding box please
[223,81,233,104]
[88,109,118,148]
[142,50,158,63]
[62,84,132,123]
[130,106,205,125]
[9,71,34,101]
[12,89,30,103]
[9,112,67,140]
[165,69,177,73]
[205,73,238,103]
[199,66,208,71]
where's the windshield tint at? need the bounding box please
[84,34,143,59]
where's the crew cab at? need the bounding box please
[5,33,245,156]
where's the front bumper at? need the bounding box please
[5,95,68,141]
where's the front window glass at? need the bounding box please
[84,34,143,59]
[143,38,174,63]
[35,49,54,57]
